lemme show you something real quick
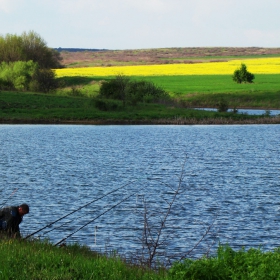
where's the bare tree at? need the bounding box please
[134,156,218,268]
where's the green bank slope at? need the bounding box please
[0,90,279,124]
[2,239,280,280]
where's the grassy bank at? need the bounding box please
[0,238,164,279]
[1,91,279,124]
[2,239,280,279]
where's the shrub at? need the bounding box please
[95,99,120,111]
[0,61,58,93]
[217,99,229,112]
[233,63,255,84]
[126,80,168,105]
[99,75,169,106]
[0,60,38,90]
[31,68,58,93]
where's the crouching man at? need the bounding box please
[0,203,29,238]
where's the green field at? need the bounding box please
[58,73,280,109]
[141,74,280,95]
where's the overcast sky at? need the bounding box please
[1,0,280,50]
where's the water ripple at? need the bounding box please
[1,124,280,259]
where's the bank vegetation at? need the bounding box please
[1,238,280,280]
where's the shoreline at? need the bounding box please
[1,116,280,125]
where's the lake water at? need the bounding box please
[195,108,280,116]
[1,124,280,262]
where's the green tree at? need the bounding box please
[0,34,23,62]
[21,31,62,69]
[0,31,62,69]
[232,63,255,83]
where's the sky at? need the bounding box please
[1,0,280,50]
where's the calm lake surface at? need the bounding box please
[1,124,280,260]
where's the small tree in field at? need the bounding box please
[232,63,255,84]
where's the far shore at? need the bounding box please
[1,116,280,125]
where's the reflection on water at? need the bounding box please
[1,124,280,260]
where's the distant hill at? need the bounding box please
[54,48,108,52]
[58,47,280,68]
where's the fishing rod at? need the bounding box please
[54,185,145,246]
[0,188,18,208]
[43,209,91,235]
[24,180,138,240]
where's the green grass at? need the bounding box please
[0,239,164,280]
[59,74,280,96]
[130,75,280,108]
[57,74,280,109]
[130,74,280,96]
[1,90,276,124]
[168,245,280,280]
[2,239,280,279]
[143,74,280,108]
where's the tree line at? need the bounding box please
[0,31,62,92]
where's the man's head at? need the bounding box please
[18,203,29,217]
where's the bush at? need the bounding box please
[217,99,229,112]
[95,99,120,111]
[99,75,169,106]
[0,60,38,90]
[126,80,168,105]
[233,63,255,84]
[0,61,58,93]
[99,79,127,100]
[31,68,58,93]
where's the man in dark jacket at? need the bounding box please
[0,203,29,237]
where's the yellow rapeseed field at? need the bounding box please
[55,57,280,77]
